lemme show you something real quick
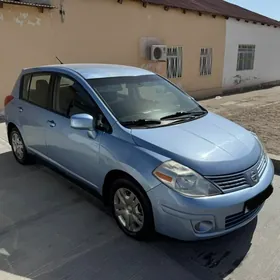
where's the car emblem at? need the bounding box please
[250,170,259,184]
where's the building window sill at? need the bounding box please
[0,0,56,13]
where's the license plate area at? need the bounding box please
[244,185,273,212]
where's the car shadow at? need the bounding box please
[0,150,256,280]
[152,218,256,279]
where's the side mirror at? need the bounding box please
[70,113,95,130]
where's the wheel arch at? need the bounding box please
[102,169,146,206]
[7,122,18,145]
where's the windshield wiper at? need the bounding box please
[160,111,206,120]
[120,119,161,127]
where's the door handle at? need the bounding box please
[18,107,23,113]
[47,120,56,127]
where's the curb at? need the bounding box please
[269,154,280,175]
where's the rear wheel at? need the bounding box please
[110,178,154,240]
[10,128,33,165]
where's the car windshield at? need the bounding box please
[87,74,206,123]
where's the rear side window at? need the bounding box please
[20,73,52,109]
[21,74,31,100]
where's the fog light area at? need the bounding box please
[193,220,214,233]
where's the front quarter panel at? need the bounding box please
[98,131,168,192]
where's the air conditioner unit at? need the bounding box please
[150,45,167,61]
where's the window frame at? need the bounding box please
[52,73,112,133]
[236,44,256,71]
[166,46,183,79]
[199,48,213,76]
[19,71,55,111]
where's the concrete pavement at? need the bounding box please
[0,123,280,280]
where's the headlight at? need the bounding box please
[153,161,222,197]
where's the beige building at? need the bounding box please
[0,0,228,109]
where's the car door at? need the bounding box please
[16,72,54,156]
[45,74,106,189]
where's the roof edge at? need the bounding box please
[127,0,280,27]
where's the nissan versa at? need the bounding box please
[4,64,274,241]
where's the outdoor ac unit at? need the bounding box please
[150,45,167,61]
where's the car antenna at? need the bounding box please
[56,56,63,64]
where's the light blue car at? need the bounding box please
[4,64,274,241]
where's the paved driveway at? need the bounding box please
[0,124,279,280]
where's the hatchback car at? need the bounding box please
[4,64,274,241]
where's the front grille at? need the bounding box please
[206,153,267,193]
[257,152,267,178]
[225,206,261,229]
[207,173,250,191]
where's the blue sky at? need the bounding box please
[226,0,279,20]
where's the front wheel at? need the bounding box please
[110,178,155,240]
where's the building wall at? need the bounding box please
[223,18,280,90]
[0,4,57,101]
[55,0,226,99]
[0,0,226,108]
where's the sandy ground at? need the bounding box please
[200,86,280,155]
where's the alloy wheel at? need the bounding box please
[11,131,24,160]
[113,188,144,233]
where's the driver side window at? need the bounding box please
[53,75,97,118]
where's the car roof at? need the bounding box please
[24,63,155,79]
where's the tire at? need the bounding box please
[10,127,33,165]
[110,178,155,240]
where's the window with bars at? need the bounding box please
[237,44,255,71]
[200,48,212,76]
[167,46,183,79]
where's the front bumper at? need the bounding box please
[147,158,274,241]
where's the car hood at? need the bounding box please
[131,112,261,176]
